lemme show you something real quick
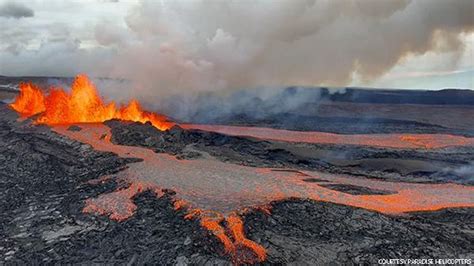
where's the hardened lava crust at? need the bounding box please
[1,103,473,264]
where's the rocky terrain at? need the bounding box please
[245,200,473,264]
[1,102,473,264]
[106,120,474,185]
[0,104,225,264]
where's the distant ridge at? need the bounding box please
[320,87,474,105]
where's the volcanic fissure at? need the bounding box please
[8,75,474,264]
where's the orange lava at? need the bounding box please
[183,124,474,149]
[12,76,473,263]
[10,82,45,116]
[200,213,267,264]
[84,180,266,263]
[173,199,189,210]
[399,135,444,149]
[83,182,147,221]
[54,124,474,264]
[226,213,267,262]
[10,74,174,131]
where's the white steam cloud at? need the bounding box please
[1,0,473,101]
[102,0,474,99]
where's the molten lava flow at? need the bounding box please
[182,124,474,149]
[10,74,174,131]
[226,213,267,262]
[54,124,474,264]
[83,182,147,221]
[199,213,267,264]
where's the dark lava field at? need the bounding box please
[1,81,473,264]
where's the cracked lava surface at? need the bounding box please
[53,124,474,264]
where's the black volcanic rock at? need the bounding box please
[105,119,331,170]
[244,199,474,265]
[318,183,395,195]
[67,125,82,131]
[0,106,226,264]
[105,119,474,185]
[191,112,474,136]
[326,88,474,105]
[1,104,473,264]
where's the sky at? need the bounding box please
[0,0,473,95]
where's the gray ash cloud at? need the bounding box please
[0,2,34,18]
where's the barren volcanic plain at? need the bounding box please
[1,77,473,264]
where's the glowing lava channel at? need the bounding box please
[182,124,474,149]
[10,74,174,131]
[9,77,474,263]
[10,75,474,149]
[54,124,474,264]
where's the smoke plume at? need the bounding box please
[0,2,34,18]
[102,0,473,99]
[0,0,473,101]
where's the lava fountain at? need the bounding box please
[9,76,474,264]
[10,74,174,130]
[10,75,474,149]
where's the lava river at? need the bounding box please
[53,124,474,264]
[182,124,474,149]
[10,74,474,263]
